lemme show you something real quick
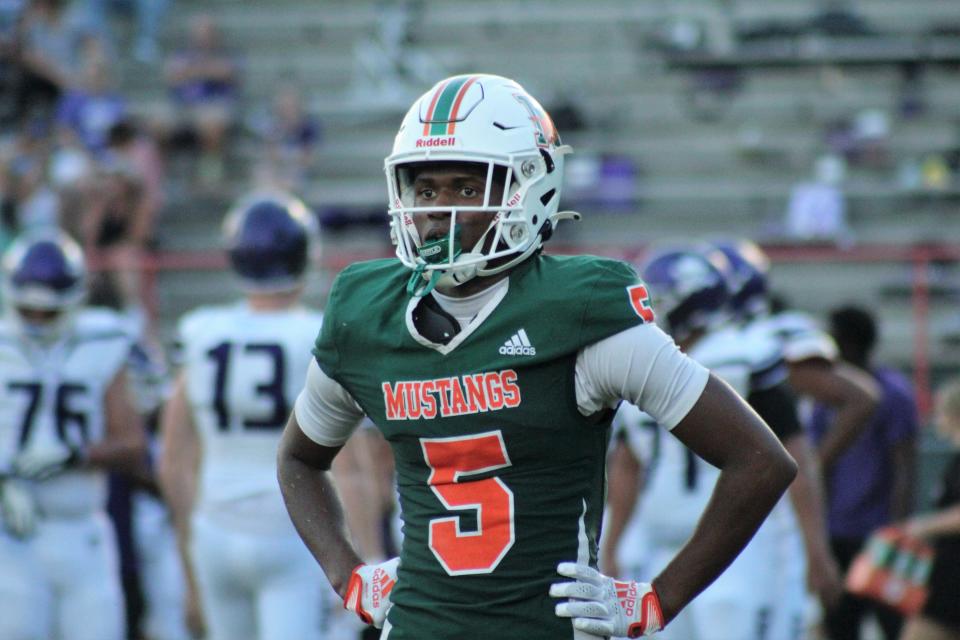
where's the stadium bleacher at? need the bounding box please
[126,0,958,394]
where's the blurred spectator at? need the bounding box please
[825,109,892,171]
[75,0,169,64]
[250,83,320,192]
[0,116,59,241]
[810,305,919,640]
[79,145,156,323]
[685,66,743,122]
[851,108,892,169]
[897,63,927,120]
[162,13,240,185]
[564,153,639,214]
[896,378,960,640]
[102,119,164,245]
[55,52,126,155]
[784,154,850,242]
[19,0,97,116]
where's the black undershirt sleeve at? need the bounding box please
[747,381,802,443]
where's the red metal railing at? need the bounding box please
[105,242,959,420]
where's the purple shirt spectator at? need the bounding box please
[164,15,239,107]
[272,115,319,154]
[167,48,238,105]
[808,366,919,538]
[56,88,125,153]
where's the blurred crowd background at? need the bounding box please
[1,0,959,637]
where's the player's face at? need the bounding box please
[411,164,505,253]
[16,307,60,325]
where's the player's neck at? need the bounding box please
[434,270,511,299]
[246,289,302,311]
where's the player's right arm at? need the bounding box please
[94,368,149,473]
[277,415,361,595]
[787,359,878,471]
[277,359,368,597]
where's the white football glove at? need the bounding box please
[550,562,664,638]
[343,557,399,628]
[14,443,84,481]
[1,477,37,539]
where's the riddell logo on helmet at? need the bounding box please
[416,136,455,148]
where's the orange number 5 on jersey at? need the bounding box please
[420,431,516,575]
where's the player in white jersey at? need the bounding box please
[0,232,147,640]
[158,193,336,640]
[712,240,879,633]
[120,337,195,640]
[603,247,843,640]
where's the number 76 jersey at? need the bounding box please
[0,310,132,517]
[178,304,322,511]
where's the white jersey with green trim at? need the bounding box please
[0,309,132,517]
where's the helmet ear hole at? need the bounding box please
[539,148,555,173]
[539,220,554,242]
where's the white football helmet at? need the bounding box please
[1,231,86,342]
[385,74,579,295]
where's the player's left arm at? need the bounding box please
[86,367,149,474]
[652,375,797,622]
[554,376,795,637]
[558,324,796,636]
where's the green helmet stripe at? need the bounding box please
[428,76,470,136]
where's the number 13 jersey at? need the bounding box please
[178,303,322,516]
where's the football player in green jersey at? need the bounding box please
[277,74,798,639]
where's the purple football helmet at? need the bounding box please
[640,247,730,343]
[708,239,770,320]
[2,231,86,341]
[223,192,317,291]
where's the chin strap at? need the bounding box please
[407,225,465,298]
[407,265,443,297]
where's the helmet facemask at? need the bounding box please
[2,233,86,344]
[389,158,545,296]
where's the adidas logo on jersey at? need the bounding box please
[499,329,536,356]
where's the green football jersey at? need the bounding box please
[314,254,655,639]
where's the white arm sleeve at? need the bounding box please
[293,360,366,447]
[576,323,709,429]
